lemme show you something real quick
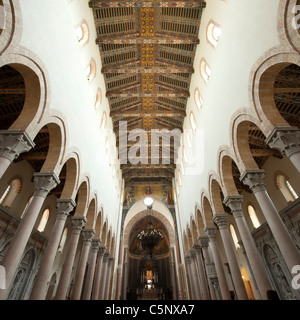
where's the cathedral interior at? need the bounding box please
[0,0,300,302]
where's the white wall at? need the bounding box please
[18,0,122,235]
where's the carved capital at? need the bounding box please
[240,169,266,194]
[91,239,101,253]
[185,255,192,264]
[213,213,228,230]
[198,236,209,248]
[98,245,106,257]
[204,226,217,242]
[266,127,300,157]
[223,195,245,219]
[103,252,110,262]
[192,243,201,252]
[82,228,95,244]
[56,199,76,220]
[33,172,60,198]
[71,216,87,234]
[108,257,114,267]
[189,249,197,259]
[0,130,35,161]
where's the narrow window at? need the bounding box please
[37,209,50,232]
[247,205,261,229]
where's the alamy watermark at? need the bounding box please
[95,121,204,175]
[291,265,300,290]
[0,265,5,290]
[292,5,300,30]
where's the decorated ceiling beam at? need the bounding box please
[0,88,26,94]
[102,65,194,74]
[89,1,206,8]
[96,35,199,45]
[106,91,190,98]
[111,110,186,118]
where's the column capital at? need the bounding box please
[0,130,35,161]
[223,195,245,219]
[91,239,101,253]
[213,213,228,230]
[33,172,60,198]
[108,257,114,266]
[204,226,218,242]
[56,198,76,220]
[71,216,87,234]
[198,236,209,248]
[82,228,95,244]
[266,126,300,157]
[185,254,192,264]
[98,245,106,257]
[240,169,266,194]
[103,252,110,262]
[192,243,201,252]
[189,249,197,259]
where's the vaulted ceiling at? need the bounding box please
[89,0,207,188]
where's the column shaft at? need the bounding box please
[82,239,101,300]
[91,246,106,300]
[193,244,210,300]
[214,214,248,300]
[224,195,273,300]
[30,199,75,300]
[71,229,95,300]
[241,170,300,273]
[205,227,231,300]
[55,217,86,300]
[0,172,59,300]
[99,253,109,299]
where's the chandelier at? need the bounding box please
[137,221,163,256]
[137,197,163,256]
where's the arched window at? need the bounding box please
[207,22,222,47]
[58,228,68,253]
[0,178,21,207]
[230,224,240,249]
[247,205,261,229]
[100,111,107,130]
[75,22,89,46]
[94,88,102,110]
[200,59,211,84]
[194,88,203,111]
[185,129,192,149]
[37,209,50,232]
[86,58,96,82]
[190,111,197,134]
[276,174,299,202]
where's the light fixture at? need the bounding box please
[143,196,154,209]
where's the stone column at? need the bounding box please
[71,228,95,300]
[82,239,101,300]
[169,247,177,300]
[104,257,114,300]
[99,252,110,300]
[266,127,300,172]
[198,236,217,300]
[185,255,196,299]
[122,247,129,300]
[0,130,35,179]
[55,217,86,300]
[0,172,59,300]
[213,214,248,300]
[193,244,210,300]
[189,250,202,300]
[241,170,300,273]
[30,199,76,300]
[224,195,272,300]
[204,226,231,300]
[91,246,106,300]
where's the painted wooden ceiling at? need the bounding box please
[89,0,207,188]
